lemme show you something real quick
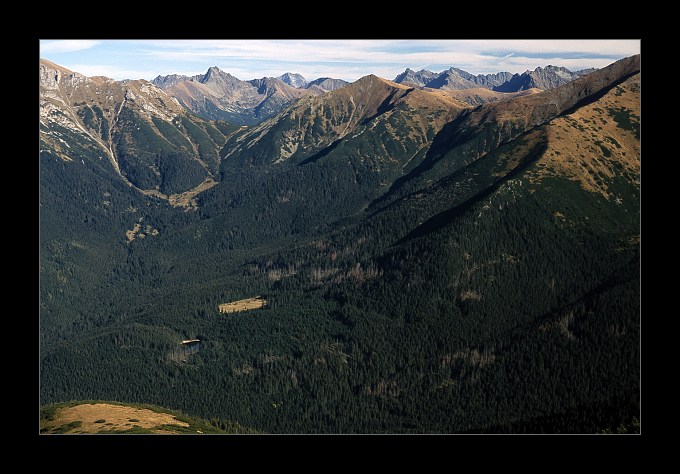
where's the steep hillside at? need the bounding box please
[40,59,236,203]
[525,73,640,199]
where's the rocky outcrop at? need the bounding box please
[40,60,88,90]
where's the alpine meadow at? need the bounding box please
[39,42,640,434]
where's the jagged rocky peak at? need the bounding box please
[278,72,308,88]
[493,65,583,92]
[393,68,438,87]
[394,66,514,90]
[201,66,229,83]
[535,65,575,79]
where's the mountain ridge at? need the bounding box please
[394,64,599,93]
[152,68,349,125]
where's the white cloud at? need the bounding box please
[140,39,639,63]
[40,40,101,54]
[135,39,640,80]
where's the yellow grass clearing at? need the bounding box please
[42,403,189,434]
[142,178,218,209]
[218,296,267,314]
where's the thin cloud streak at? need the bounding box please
[139,40,639,78]
[41,40,101,54]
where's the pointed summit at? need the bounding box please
[278,72,308,88]
[201,66,226,83]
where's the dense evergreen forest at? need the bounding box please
[39,62,640,433]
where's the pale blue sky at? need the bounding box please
[40,40,640,82]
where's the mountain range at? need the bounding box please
[149,63,597,126]
[40,54,640,433]
[394,64,597,92]
[151,67,349,125]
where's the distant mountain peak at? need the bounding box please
[493,65,581,92]
[201,66,231,83]
[306,77,349,92]
[393,68,438,87]
[278,72,308,88]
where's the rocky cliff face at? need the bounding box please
[40,60,89,90]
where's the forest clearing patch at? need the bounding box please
[218,296,267,314]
